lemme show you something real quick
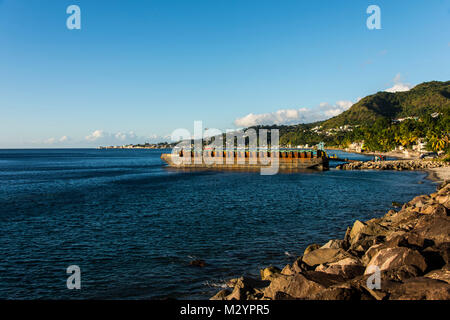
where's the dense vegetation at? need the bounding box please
[327,111,450,153]
[188,81,449,155]
[322,81,450,128]
[258,81,450,154]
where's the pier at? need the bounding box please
[161,149,329,171]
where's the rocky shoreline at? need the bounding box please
[211,181,450,300]
[336,160,449,182]
[336,159,447,171]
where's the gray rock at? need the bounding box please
[321,239,344,249]
[424,269,450,284]
[365,247,427,275]
[210,289,231,300]
[412,214,450,246]
[263,271,346,300]
[315,257,365,279]
[384,277,450,300]
[260,266,282,280]
[303,243,321,255]
[302,248,350,267]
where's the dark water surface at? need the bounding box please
[0,149,437,299]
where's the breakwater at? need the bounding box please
[161,150,329,171]
[336,159,447,171]
[212,182,450,300]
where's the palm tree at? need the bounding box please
[428,134,449,152]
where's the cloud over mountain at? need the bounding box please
[385,73,413,93]
[84,130,165,145]
[234,100,354,127]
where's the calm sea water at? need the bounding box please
[0,149,437,299]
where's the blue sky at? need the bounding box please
[0,0,449,147]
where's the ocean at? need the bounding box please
[0,149,437,299]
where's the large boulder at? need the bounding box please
[303,243,321,255]
[321,239,344,250]
[262,273,324,300]
[315,257,365,279]
[381,264,423,282]
[223,276,269,300]
[363,219,390,236]
[421,242,450,271]
[408,195,430,209]
[425,269,450,284]
[362,243,384,266]
[347,219,389,253]
[291,258,312,273]
[420,203,449,216]
[311,283,361,300]
[350,220,366,240]
[436,194,449,205]
[385,232,431,250]
[350,234,385,254]
[262,271,345,300]
[281,264,295,276]
[302,248,349,267]
[412,214,450,246]
[365,247,427,275]
[260,266,281,281]
[386,208,421,230]
[210,289,231,300]
[384,277,450,300]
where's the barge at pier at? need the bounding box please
[161,149,329,171]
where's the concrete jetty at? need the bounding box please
[161,150,329,171]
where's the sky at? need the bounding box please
[0,0,449,148]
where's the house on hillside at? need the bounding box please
[346,141,364,153]
[392,116,419,123]
[412,138,427,153]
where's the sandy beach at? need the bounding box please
[327,147,449,183]
[428,167,450,183]
[326,147,420,160]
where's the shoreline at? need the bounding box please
[328,147,449,183]
[335,159,449,184]
[326,147,419,160]
[211,181,450,300]
[426,167,450,183]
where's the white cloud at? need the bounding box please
[85,130,106,141]
[319,100,354,118]
[114,131,137,141]
[27,131,166,148]
[234,100,354,127]
[44,137,57,144]
[84,130,166,145]
[385,83,412,93]
[385,73,412,93]
[43,136,71,145]
[85,130,140,144]
[235,108,307,127]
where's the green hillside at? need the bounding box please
[322,81,450,128]
[239,81,450,153]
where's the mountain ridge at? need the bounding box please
[321,80,450,128]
